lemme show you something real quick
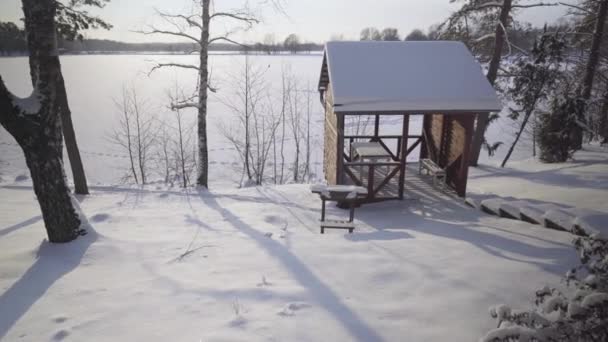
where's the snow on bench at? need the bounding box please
[310,184,368,234]
[419,158,447,188]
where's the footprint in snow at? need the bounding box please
[52,329,70,341]
[90,213,110,223]
[14,174,28,182]
[53,316,68,324]
[277,302,312,317]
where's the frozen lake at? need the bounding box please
[0,54,527,187]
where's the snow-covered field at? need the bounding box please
[0,175,579,341]
[0,54,531,187]
[2,54,607,341]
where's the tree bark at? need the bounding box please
[469,0,512,166]
[197,0,211,188]
[501,110,533,168]
[575,0,608,148]
[600,87,608,143]
[0,0,81,243]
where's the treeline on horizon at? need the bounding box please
[0,22,322,55]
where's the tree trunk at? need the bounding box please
[575,0,608,148]
[469,0,512,166]
[197,0,211,188]
[24,142,82,242]
[501,110,533,167]
[0,0,82,243]
[57,74,89,194]
[600,87,608,144]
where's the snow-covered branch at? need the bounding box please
[147,62,201,76]
[512,2,559,9]
[474,33,496,43]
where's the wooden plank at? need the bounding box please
[405,137,422,157]
[377,139,398,161]
[344,165,363,185]
[374,114,380,137]
[373,166,400,197]
[320,220,355,229]
[344,161,401,167]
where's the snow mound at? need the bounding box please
[569,209,608,239]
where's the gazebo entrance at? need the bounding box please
[326,112,475,203]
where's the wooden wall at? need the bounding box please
[424,113,474,197]
[323,86,338,185]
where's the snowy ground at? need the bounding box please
[0,171,580,341]
[468,144,608,212]
[1,54,606,342]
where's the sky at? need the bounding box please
[0,0,572,43]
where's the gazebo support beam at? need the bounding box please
[337,113,345,184]
[398,114,409,199]
[457,115,475,197]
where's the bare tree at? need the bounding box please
[110,85,156,184]
[219,56,279,185]
[142,0,260,188]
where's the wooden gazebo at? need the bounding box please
[318,41,501,202]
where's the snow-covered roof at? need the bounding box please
[318,41,502,114]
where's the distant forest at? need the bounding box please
[0,22,322,55]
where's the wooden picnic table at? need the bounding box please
[310,185,368,234]
[351,142,392,161]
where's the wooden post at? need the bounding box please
[398,114,409,199]
[420,114,429,159]
[457,115,475,197]
[367,164,375,200]
[337,113,345,184]
[374,114,380,140]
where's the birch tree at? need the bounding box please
[0,0,82,242]
[142,0,260,188]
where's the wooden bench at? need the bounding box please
[419,158,447,189]
[310,185,368,234]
